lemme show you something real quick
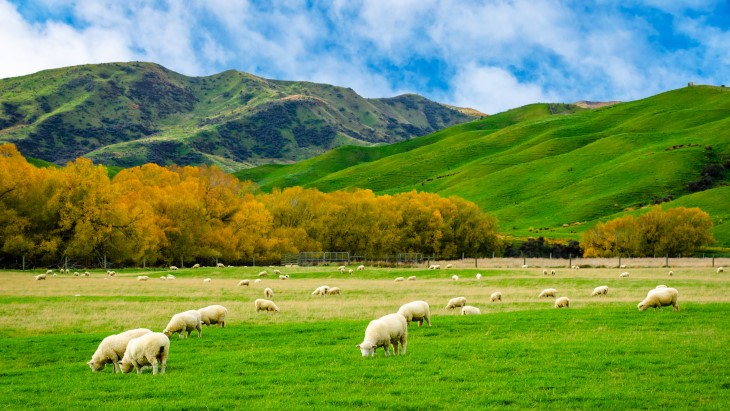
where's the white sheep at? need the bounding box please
[521,264,529,268]
[356,313,408,357]
[397,301,431,327]
[717,267,724,273]
[428,264,441,270]
[169,266,178,271]
[619,272,629,278]
[311,285,330,296]
[119,332,170,375]
[254,278,262,283]
[136,276,149,281]
[203,278,211,283]
[348,269,354,275]
[87,328,152,373]
[107,270,116,277]
[490,292,502,302]
[255,298,280,313]
[338,266,346,273]
[45,269,53,275]
[461,305,481,315]
[166,274,175,280]
[445,296,467,310]
[159,276,167,281]
[357,265,365,271]
[394,277,405,282]
[446,264,453,269]
[264,287,274,299]
[258,270,268,277]
[273,269,282,275]
[326,286,341,295]
[538,288,557,298]
[571,265,580,269]
[163,310,202,339]
[34,274,47,280]
[238,279,250,286]
[592,285,609,296]
[192,263,200,269]
[638,287,679,312]
[476,273,482,280]
[451,275,459,281]
[542,269,548,276]
[74,272,80,277]
[407,276,417,281]
[554,297,570,308]
[197,305,228,327]
[668,270,673,276]
[620,264,627,269]
[279,274,290,280]
[551,270,556,276]
[216,263,225,268]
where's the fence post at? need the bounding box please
[22,255,25,271]
[569,254,572,268]
[104,254,107,270]
[475,257,477,268]
[143,256,146,269]
[618,256,621,268]
[665,255,669,268]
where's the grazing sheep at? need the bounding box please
[348,269,354,275]
[238,279,250,286]
[87,328,152,373]
[394,277,405,282]
[397,301,431,327]
[192,264,200,269]
[264,287,274,299]
[273,269,282,275]
[311,285,330,295]
[163,310,202,339]
[620,264,627,269]
[668,270,673,276]
[451,275,459,281]
[407,276,417,281]
[543,269,548,276]
[591,286,609,296]
[338,266,346,273]
[169,266,178,271]
[554,297,570,308]
[571,265,580,269]
[107,270,116,277]
[52,273,57,277]
[446,264,453,269]
[159,276,167,281]
[619,272,629,278]
[551,270,556,276]
[254,278,262,283]
[258,270,268,277]
[490,292,502,302]
[638,287,679,312]
[357,265,365,271]
[461,305,481,315]
[428,264,441,270]
[136,276,149,281]
[521,264,529,268]
[216,263,225,268]
[718,267,724,273]
[476,273,482,280]
[445,296,467,310]
[538,288,557,298]
[74,272,80,277]
[279,274,290,280]
[197,305,228,327]
[203,278,211,283]
[34,274,47,280]
[119,332,169,375]
[255,298,280,313]
[326,287,341,295]
[166,274,175,280]
[45,269,53,275]
[356,313,408,357]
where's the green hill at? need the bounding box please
[236,86,730,246]
[0,62,479,171]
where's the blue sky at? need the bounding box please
[1,0,729,113]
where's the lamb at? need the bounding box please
[119,332,169,375]
[718,267,724,273]
[87,328,152,373]
[476,273,482,280]
[169,266,178,271]
[397,301,431,327]
[619,264,627,269]
[591,286,609,296]
[216,263,225,268]
[446,264,453,269]
[311,285,330,295]
[445,296,467,310]
[348,269,354,275]
[407,276,417,281]
[356,313,407,357]
[638,287,679,312]
[538,288,557,298]
[338,266,346,273]
[326,287,341,295]
[543,269,548,276]
[258,270,268,277]
[461,305,481,315]
[273,269,282,275]
[490,291,502,302]
[394,277,405,282]
[197,305,228,327]
[451,274,459,281]
[203,278,211,283]
[551,270,556,276]
[255,298,280,313]
[668,270,674,276]
[136,276,149,281]
[192,263,200,269]
[619,272,629,278]
[357,265,365,271]
[238,279,250,286]
[163,310,202,339]
[279,274,290,280]
[254,279,262,283]
[34,274,47,280]
[74,272,80,277]
[264,287,274,299]
[554,297,570,308]
[45,269,53,275]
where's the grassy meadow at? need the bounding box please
[1,264,729,410]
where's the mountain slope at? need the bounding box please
[0,62,480,170]
[236,86,730,246]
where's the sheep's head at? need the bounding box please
[637,301,648,311]
[356,343,376,357]
[162,329,172,337]
[87,359,104,372]
[119,360,134,374]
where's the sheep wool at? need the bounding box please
[356,313,408,357]
[34,274,47,280]
[461,305,481,315]
[407,276,417,281]
[445,297,467,310]
[197,305,228,327]
[397,301,431,327]
[490,291,502,302]
[88,328,152,373]
[238,279,250,286]
[326,287,341,295]
[554,297,570,308]
[538,288,557,298]
[119,332,170,375]
[591,286,609,297]
[451,275,459,281]
[394,277,405,282]
[311,285,330,296]
[255,298,280,313]
[163,310,202,339]
[357,265,365,271]
[264,287,274,299]
[638,287,679,312]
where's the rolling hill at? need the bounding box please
[235,86,730,247]
[0,62,480,171]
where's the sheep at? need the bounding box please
[216,263,225,268]
[238,279,250,286]
[166,274,175,280]
[45,269,53,275]
[197,305,228,327]
[591,286,609,296]
[254,279,262,283]
[571,265,580,269]
[52,273,57,277]
[476,273,482,280]
[619,264,627,269]
[718,267,724,273]
[169,266,178,271]
[279,274,289,280]
[34,274,47,280]
[446,263,453,269]
[348,269,354,275]
[159,276,167,281]
[394,277,405,282]
[668,270,673,276]
[490,291,502,302]
[357,265,365,271]
[312,285,330,296]
[397,301,431,327]
[554,297,570,308]
[356,313,408,357]
[73,272,80,277]
[445,296,467,310]
[461,305,481,315]
[273,269,282,275]
[258,270,268,277]
[638,287,679,312]
[538,288,557,298]
[87,328,152,373]
[203,278,211,283]
[163,310,202,339]
[326,287,341,295]
[619,272,629,278]
[521,264,529,268]
[119,332,169,375]
[451,275,459,281]
[136,276,149,281]
[543,269,548,276]
[192,263,200,269]
[551,270,556,276]
[264,287,274,299]
[107,270,116,277]
[255,298,280,313]
[407,276,417,281]
[338,266,346,273]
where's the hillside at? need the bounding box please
[0,62,480,170]
[236,86,730,246]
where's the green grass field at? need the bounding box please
[1,265,729,410]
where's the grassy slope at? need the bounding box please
[237,86,730,246]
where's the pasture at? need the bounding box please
[1,265,729,410]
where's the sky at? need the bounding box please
[1,0,729,114]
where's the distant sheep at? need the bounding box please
[394,277,405,282]
[169,266,178,271]
[407,276,417,281]
[264,287,274,299]
[445,296,467,310]
[591,286,609,296]
[571,265,580,269]
[136,276,149,281]
[619,264,627,269]
[550,270,556,276]
[192,264,200,269]
[279,274,290,280]
[203,278,211,283]
[429,264,441,270]
[34,274,47,281]
[258,271,268,277]
[273,269,282,275]
[326,286,341,295]
[476,273,482,280]
[311,285,330,296]
[554,297,570,308]
[87,328,152,373]
[451,275,459,281]
[163,310,202,339]
[397,301,431,327]
[490,291,502,302]
[638,287,679,312]
[107,270,116,277]
[348,269,354,275]
[461,305,481,315]
[45,269,53,275]
[255,298,280,313]
[216,263,225,268]
[166,274,175,280]
[254,279,262,283]
[717,267,724,273]
[522,264,529,268]
[357,265,365,271]
[238,279,250,286]
[446,264,453,269]
[356,313,407,357]
[119,332,169,375]
[538,288,557,298]
[338,266,346,273]
[197,305,228,327]
[543,269,548,276]
[74,272,80,277]
[619,272,629,278]
[159,276,167,281]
